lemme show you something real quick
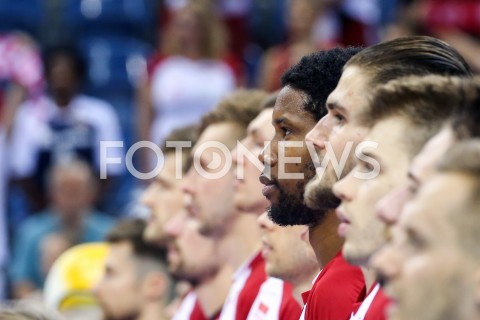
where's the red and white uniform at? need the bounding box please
[220,252,268,320]
[173,291,221,320]
[350,283,390,320]
[247,277,301,320]
[301,252,366,320]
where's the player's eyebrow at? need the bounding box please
[326,101,347,114]
[273,117,287,125]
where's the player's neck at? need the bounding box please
[138,302,167,320]
[196,264,233,318]
[361,267,377,291]
[308,210,343,268]
[219,213,262,270]
[292,270,319,304]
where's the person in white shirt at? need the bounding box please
[9,45,124,212]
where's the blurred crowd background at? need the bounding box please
[0,0,479,312]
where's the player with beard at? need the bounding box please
[142,125,198,246]
[183,90,271,320]
[305,36,471,211]
[165,210,233,320]
[231,94,304,319]
[94,219,172,320]
[304,36,471,320]
[142,123,233,320]
[258,48,366,320]
[141,124,232,320]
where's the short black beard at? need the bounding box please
[268,179,327,227]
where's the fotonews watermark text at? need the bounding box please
[100,140,380,180]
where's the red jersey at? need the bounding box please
[301,252,366,320]
[220,252,268,320]
[247,277,302,320]
[173,291,221,320]
[350,283,390,320]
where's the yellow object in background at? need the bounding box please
[43,242,108,311]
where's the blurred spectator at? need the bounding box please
[383,0,480,73]
[0,32,43,135]
[9,45,124,212]
[137,0,236,172]
[160,0,250,60]
[0,32,44,301]
[93,218,171,320]
[217,0,252,63]
[39,233,72,279]
[312,0,379,46]
[9,160,114,299]
[0,127,6,300]
[257,0,320,92]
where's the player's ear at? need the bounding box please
[143,272,168,300]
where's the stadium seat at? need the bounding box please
[0,0,43,36]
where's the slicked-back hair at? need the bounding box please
[346,36,472,89]
[199,89,268,135]
[359,75,467,158]
[281,47,362,121]
[436,140,480,261]
[450,78,480,140]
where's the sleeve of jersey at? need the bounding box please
[306,261,366,320]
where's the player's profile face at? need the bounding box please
[304,66,370,212]
[183,122,238,237]
[259,86,320,226]
[93,242,143,320]
[333,117,410,266]
[373,172,477,320]
[164,211,219,281]
[142,154,184,244]
[375,125,456,226]
[232,108,273,214]
[257,211,318,283]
